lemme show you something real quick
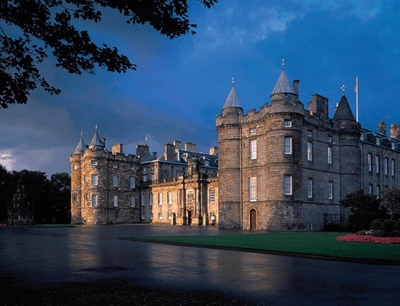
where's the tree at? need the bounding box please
[380,188,400,220]
[340,189,388,230]
[0,0,217,108]
[0,164,16,222]
[49,172,71,223]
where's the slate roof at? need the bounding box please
[89,126,105,149]
[74,132,86,154]
[271,69,297,96]
[222,84,242,110]
[333,95,355,121]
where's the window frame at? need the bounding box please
[284,175,292,195]
[307,141,313,161]
[249,177,257,202]
[284,137,292,155]
[250,139,257,160]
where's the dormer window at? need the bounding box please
[113,164,118,169]
[284,120,292,128]
[307,130,313,137]
[376,137,380,145]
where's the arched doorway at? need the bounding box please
[250,209,257,230]
[187,210,192,225]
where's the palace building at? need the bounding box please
[70,67,400,230]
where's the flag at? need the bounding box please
[354,76,358,92]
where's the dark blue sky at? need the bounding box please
[0,0,399,175]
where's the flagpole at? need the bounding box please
[355,76,359,122]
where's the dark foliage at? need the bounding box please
[340,189,388,230]
[0,165,71,224]
[0,0,217,108]
[380,188,400,220]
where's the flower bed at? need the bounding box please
[336,234,400,244]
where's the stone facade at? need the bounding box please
[71,68,400,230]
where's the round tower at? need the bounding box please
[70,132,86,224]
[216,80,243,229]
[333,94,361,224]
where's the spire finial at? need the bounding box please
[95,124,98,130]
[80,131,83,137]
[232,77,235,86]
[341,84,346,95]
[282,58,285,69]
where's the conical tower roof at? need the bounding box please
[74,132,86,154]
[89,126,105,149]
[333,95,355,121]
[222,79,242,110]
[270,69,297,97]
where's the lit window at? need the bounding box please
[307,141,313,161]
[284,137,292,154]
[375,155,380,173]
[284,120,292,127]
[92,195,98,206]
[168,192,172,205]
[328,146,332,164]
[284,175,292,195]
[158,213,163,220]
[307,178,313,198]
[130,196,136,208]
[130,176,136,188]
[113,175,118,188]
[250,140,257,160]
[91,174,98,186]
[368,153,372,172]
[210,189,215,203]
[249,177,257,202]
[328,181,333,200]
[158,193,163,205]
[113,195,118,207]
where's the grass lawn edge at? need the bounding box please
[120,236,400,266]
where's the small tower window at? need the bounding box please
[284,120,292,128]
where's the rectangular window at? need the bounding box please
[392,159,395,176]
[158,192,163,205]
[149,193,153,206]
[368,153,372,172]
[141,213,145,220]
[284,137,292,154]
[168,213,172,220]
[130,196,136,208]
[384,158,388,175]
[158,213,163,220]
[91,174,98,186]
[210,189,215,203]
[307,141,313,161]
[142,175,147,182]
[328,181,333,200]
[328,146,332,164]
[168,191,172,205]
[91,160,98,166]
[141,194,146,206]
[284,175,292,195]
[92,194,98,206]
[368,184,373,195]
[307,178,313,198]
[113,175,118,188]
[250,139,257,159]
[149,213,153,220]
[249,177,257,202]
[327,136,332,143]
[249,128,256,135]
[376,185,380,198]
[284,120,292,127]
[113,195,118,207]
[113,164,118,169]
[130,176,136,188]
[307,130,312,137]
[375,155,380,173]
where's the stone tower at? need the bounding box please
[333,95,361,223]
[216,80,243,229]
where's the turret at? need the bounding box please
[216,79,243,229]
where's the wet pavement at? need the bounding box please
[0,224,399,305]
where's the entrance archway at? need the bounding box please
[187,210,192,225]
[250,209,257,230]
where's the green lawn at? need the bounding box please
[124,232,400,264]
